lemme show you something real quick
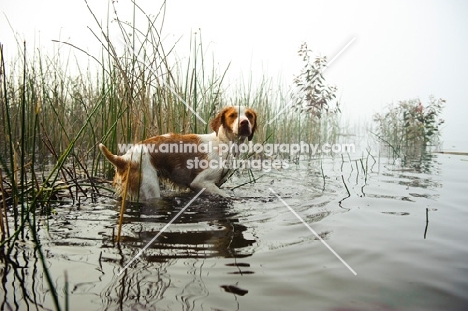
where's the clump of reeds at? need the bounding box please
[372,97,445,159]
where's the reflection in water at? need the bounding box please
[4,155,465,310]
[1,193,256,310]
[1,247,42,311]
[339,152,442,204]
[110,195,255,261]
[101,194,256,310]
[401,152,440,174]
[220,284,249,296]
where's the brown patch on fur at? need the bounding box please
[244,108,257,141]
[142,134,208,189]
[210,107,230,136]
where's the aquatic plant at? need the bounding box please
[372,96,445,158]
[288,42,341,149]
[292,42,340,119]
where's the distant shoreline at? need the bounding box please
[434,151,468,156]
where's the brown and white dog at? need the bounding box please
[99,106,257,200]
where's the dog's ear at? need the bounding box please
[210,107,228,136]
[247,109,258,141]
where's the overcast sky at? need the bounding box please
[2,0,467,150]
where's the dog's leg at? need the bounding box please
[138,151,161,199]
[139,168,161,199]
[190,172,229,197]
[191,181,228,197]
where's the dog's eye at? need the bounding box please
[245,111,255,121]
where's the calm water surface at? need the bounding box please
[2,153,468,310]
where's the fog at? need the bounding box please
[2,0,467,150]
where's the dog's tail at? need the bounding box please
[99,143,127,172]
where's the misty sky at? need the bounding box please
[2,0,467,150]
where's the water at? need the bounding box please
[2,153,468,310]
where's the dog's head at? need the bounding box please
[210,106,257,142]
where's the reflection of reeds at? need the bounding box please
[0,168,8,238]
